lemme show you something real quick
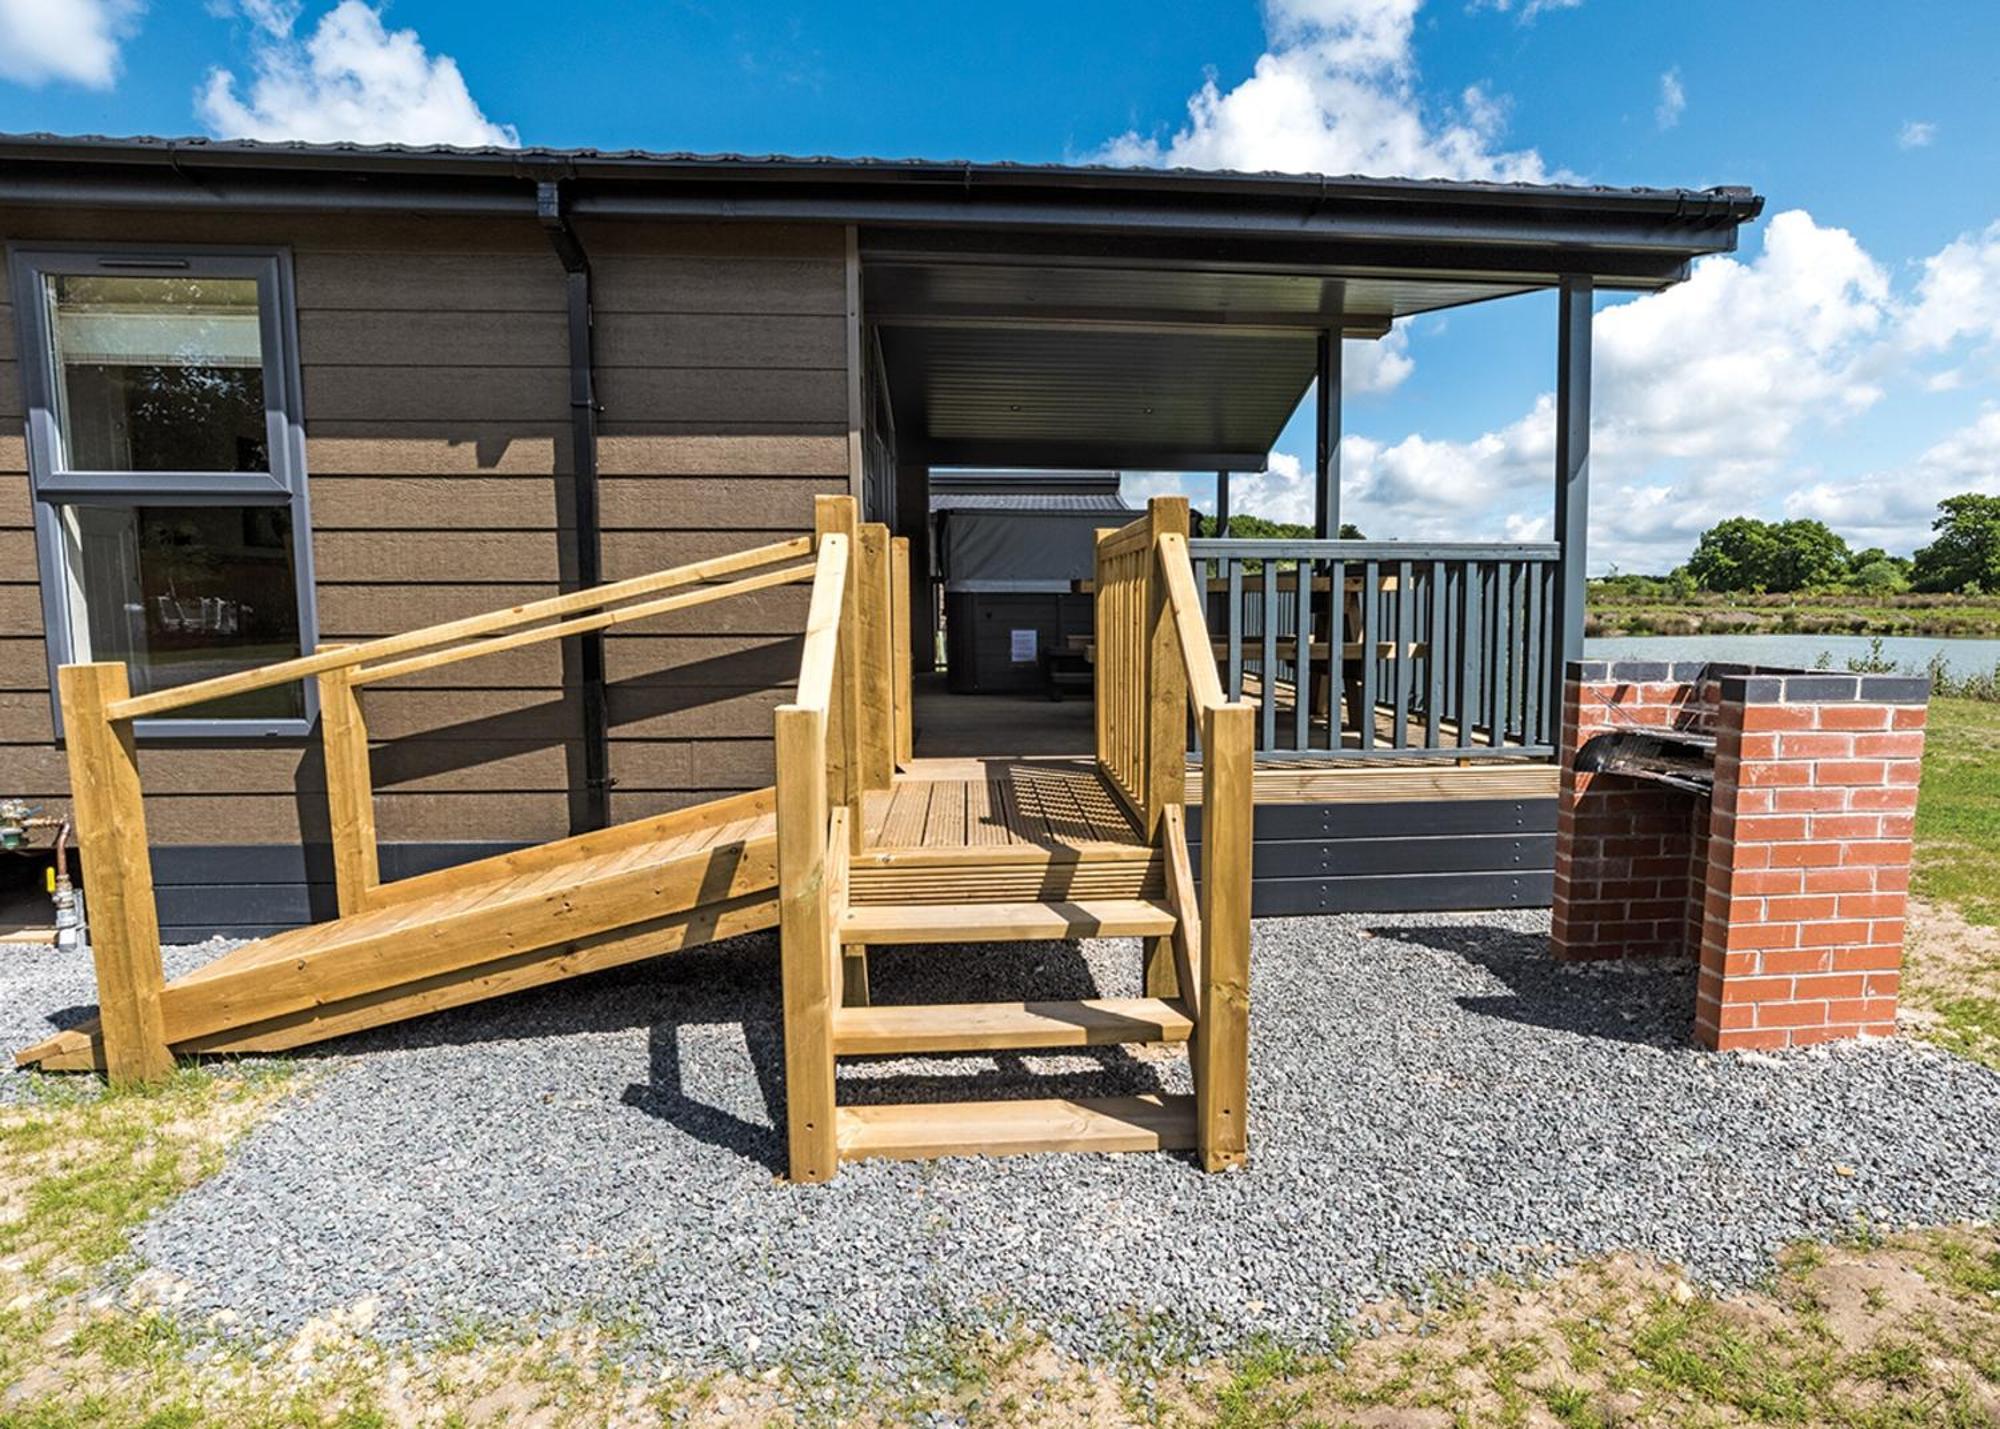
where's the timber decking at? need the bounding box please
[863,757,1146,853]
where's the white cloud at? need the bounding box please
[1469,0,1583,20]
[1898,119,1938,150]
[1904,221,2000,354]
[0,0,141,89]
[1654,68,1685,131]
[1345,325,1415,395]
[1786,409,2000,553]
[199,0,517,147]
[1094,0,1553,182]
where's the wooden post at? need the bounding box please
[1196,701,1253,1171]
[57,663,173,1086]
[1143,497,1190,837]
[814,496,863,850]
[890,535,914,767]
[1104,528,1120,784]
[775,704,837,1182]
[317,650,379,917]
[857,523,895,793]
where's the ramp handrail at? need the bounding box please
[1091,495,1253,1172]
[101,536,816,722]
[53,531,832,1088]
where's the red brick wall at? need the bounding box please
[1696,674,1928,1050]
[1552,662,1929,1051]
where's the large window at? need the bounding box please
[11,249,315,732]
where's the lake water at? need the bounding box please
[1584,633,2000,680]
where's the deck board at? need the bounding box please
[870,759,1145,855]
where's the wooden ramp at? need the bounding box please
[17,790,779,1073]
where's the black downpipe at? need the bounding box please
[537,179,611,833]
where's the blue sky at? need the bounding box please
[5,0,1999,571]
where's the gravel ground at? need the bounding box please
[5,912,1999,1366]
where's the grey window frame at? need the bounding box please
[9,243,319,739]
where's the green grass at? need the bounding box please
[1915,698,2000,926]
[1587,588,2000,639]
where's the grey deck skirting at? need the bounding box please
[127,802,1561,939]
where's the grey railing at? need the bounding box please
[1185,540,1561,760]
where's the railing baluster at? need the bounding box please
[1326,557,1345,749]
[1294,557,1312,752]
[1392,559,1412,749]
[1260,559,1278,753]
[1427,560,1446,750]
[1359,558,1379,751]
[1527,558,1547,749]
[1457,563,1477,750]
[1226,558,1244,703]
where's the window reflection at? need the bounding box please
[46,275,269,473]
[61,505,303,719]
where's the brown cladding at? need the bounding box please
[0,208,852,847]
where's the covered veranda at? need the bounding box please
[858,172,1764,780]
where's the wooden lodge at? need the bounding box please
[0,136,1763,1175]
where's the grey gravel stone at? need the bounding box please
[4,911,1998,1365]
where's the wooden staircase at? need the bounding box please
[777,496,1254,1182]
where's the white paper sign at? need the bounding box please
[1010,629,1038,663]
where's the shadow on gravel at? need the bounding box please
[1371,923,1698,1049]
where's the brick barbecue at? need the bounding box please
[1551,660,1930,1051]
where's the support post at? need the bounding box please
[814,496,863,851]
[1143,497,1190,839]
[1553,276,1593,727]
[1214,470,1230,538]
[316,649,379,917]
[890,535,914,766]
[856,523,895,793]
[776,704,837,1182]
[1196,700,1253,1171]
[1314,323,1342,539]
[58,663,173,1086]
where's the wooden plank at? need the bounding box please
[1191,761,1562,805]
[317,650,379,916]
[837,898,1174,945]
[351,560,815,686]
[775,703,836,1183]
[1161,806,1203,1024]
[847,862,1162,905]
[365,787,774,909]
[107,536,811,720]
[828,804,867,1008]
[21,893,783,1071]
[1196,702,1254,1172]
[890,536,914,767]
[836,1095,1196,1163]
[832,998,1193,1055]
[150,830,780,1044]
[56,664,172,1086]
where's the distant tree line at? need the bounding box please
[1601,495,2000,598]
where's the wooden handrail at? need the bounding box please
[352,560,816,687]
[792,533,850,715]
[1155,532,1227,717]
[104,535,814,722]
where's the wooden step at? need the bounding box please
[837,898,1175,946]
[833,997,1193,1055]
[836,1094,1196,1162]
